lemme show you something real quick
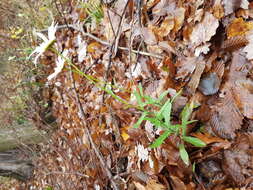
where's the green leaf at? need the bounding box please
[133,112,148,128]
[171,89,182,103]
[144,116,163,127]
[180,101,194,135]
[143,95,158,105]
[162,101,172,125]
[138,83,144,97]
[185,120,198,125]
[179,143,189,166]
[192,162,196,173]
[157,90,169,102]
[134,91,144,108]
[45,187,53,190]
[182,136,206,147]
[181,101,194,125]
[150,130,171,148]
[156,98,171,120]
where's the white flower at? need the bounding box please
[29,21,58,65]
[47,50,68,81]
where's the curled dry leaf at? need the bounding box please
[185,60,205,95]
[190,12,219,46]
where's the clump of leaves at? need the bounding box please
[133,84,206,165]
[81,0,104,23]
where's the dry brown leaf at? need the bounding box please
[209,88,243,139]
[185,60,205,95]
[213,0,225,19]
[222,133,253,185]
[233,79,253,119]
[222,35,248,52]
[191,132,228,145]
[173,7,185,33]
[170,175,187,190]
[141,27,157,45]
[190,12,219,46]
[146,179,166,190]
[152,16,174,39]
[175,56,198,80]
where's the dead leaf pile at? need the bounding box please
[20,0,253,189]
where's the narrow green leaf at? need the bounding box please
[171,89,182,103]
[181,101,194,125]
[133,112,148,128]
[134,91,144,108]
[143,95,157,105]
[157,90,169,102]
[150,130,171,148]
[144,117,162,127]
[138,83,144,97]
[192,162,196,173]
[162,101,172,125]
[156,98,171,120]
[182,136,206,147]
[180,101,194,135]
[185,120,198,125]
[179,143,189,166]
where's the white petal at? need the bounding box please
[36,32,48,42]
[47,50,68,80]
[48,22,57,40]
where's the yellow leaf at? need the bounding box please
[227,18,253,38]
[121,130,129,141]
[87,42,101,53]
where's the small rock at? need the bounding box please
[198,72,221,95]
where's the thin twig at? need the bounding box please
[69,68,119,190]
[38,24,163,59]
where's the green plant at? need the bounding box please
[81,0,104,23]
[133,84,206,165]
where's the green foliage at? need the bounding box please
[81,0,104,23]
[45,187,53,190]
[133,84,206,165]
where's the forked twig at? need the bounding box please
[39,24,163,59]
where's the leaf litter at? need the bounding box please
[21,0,253,189]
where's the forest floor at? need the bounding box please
[2,0,253,190]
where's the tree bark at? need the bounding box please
[0,150,34,181]
[0,122,48,181]
[0,122,47,152]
